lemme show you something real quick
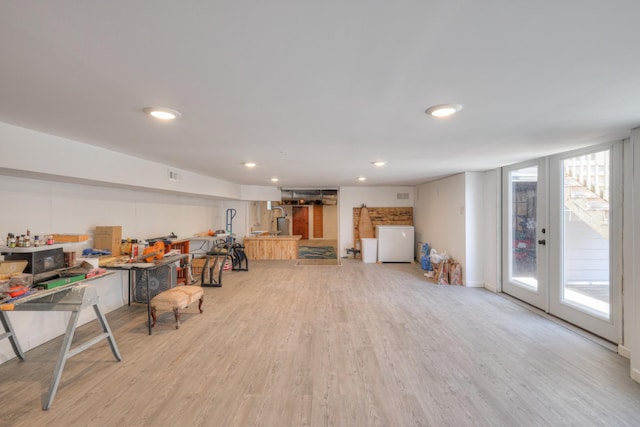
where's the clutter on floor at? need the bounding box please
[419,243,462,285]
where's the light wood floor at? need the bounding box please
[2,260,640,426]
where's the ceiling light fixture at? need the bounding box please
[143,107,182,120]
[372,161,386,167]
[244,162,257,168]
[358,176,367,181]
[270,177,279,182]
[425,104,463,118]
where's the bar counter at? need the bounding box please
[243,235,302,260]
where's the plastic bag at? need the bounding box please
[449,261,462,285]
[420,243,432,270]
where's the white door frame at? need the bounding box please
[547,141,622,343]
[501,142,622,343]
[501,158,549,311]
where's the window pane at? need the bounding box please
[562,150,610,319]
[510,166,538,290]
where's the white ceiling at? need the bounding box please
[1,1,639,188]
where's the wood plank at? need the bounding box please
[358,205,374,239]
[243,236,301,260]
[313,205,323,238]
[353,206,413,248]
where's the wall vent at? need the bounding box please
[168,170,181,181]
[397,192,410,200]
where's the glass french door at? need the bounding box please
[502,159,548,309]
[503,143,621,342]
[547,145,620,342]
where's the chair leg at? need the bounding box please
[173,308,181,329]
[198,295,204,313]
[151,307,157,327]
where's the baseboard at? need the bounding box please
[618,344,631,359]
[631,368,640,383]
[483,283,498,293]
[465,281,484,288]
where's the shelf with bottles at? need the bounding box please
[0,240,93,254]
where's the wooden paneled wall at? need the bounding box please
[353,207,413,248]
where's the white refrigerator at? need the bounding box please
[376,225,415,262]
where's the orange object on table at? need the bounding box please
[143,241,165,262]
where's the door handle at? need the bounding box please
[538,239,546,245]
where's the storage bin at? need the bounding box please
[4,248,64,274]
[361,238,378,263]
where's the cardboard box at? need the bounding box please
[0,260,28,276]
[53,234,90,242]
[94,226,122,256]
[191,257,207,275]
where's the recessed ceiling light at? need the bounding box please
[358,176,367,181]
[143,107,182,120]
[425,104,462,118]
[372,161,386,167]
[270,177,279,182]
[244,162,257,168]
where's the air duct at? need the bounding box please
[280,189,337,205]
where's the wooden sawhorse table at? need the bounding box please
[0,281,122,410]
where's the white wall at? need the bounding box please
[630,128,640,382]
[482,169,501,292]
[0,176,231,241]
[338,186,415,257]
[0,121,278,202]
[240,185,282,202]
[465,172,484,287]
[413,172,497,289]
[414,174,467,282]
[622,139,634,358]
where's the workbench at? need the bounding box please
[187,235,228,257]
[0,272,121,410]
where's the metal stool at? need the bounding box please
[229,243,249,271]
[201,249,230,287]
